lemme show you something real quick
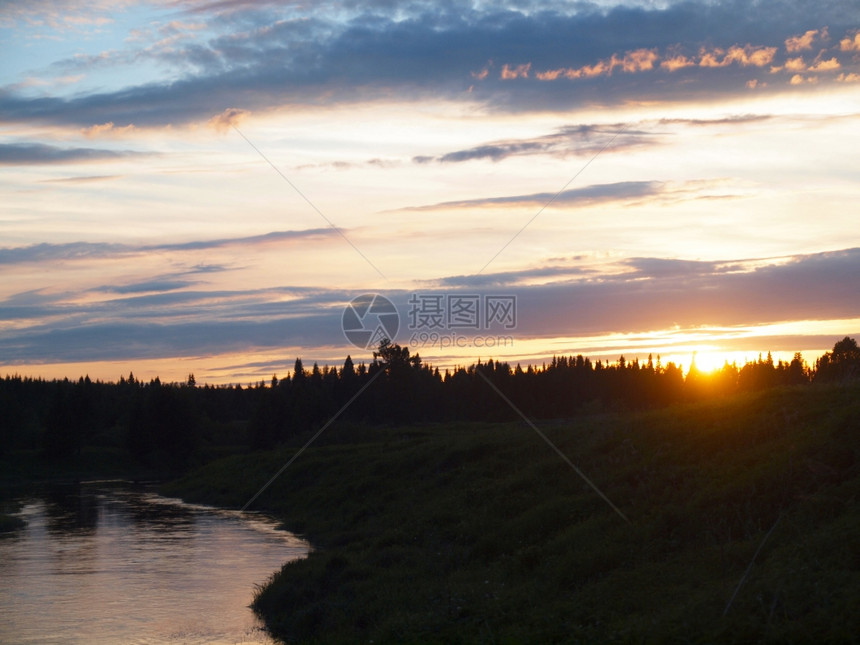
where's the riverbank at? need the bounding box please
[0,447,158,488]
[164,382,860,643]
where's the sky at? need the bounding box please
[1,0,859,384]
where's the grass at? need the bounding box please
[164,382,860,643]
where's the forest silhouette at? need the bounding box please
[1,336,858,471]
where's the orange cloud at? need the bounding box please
[578,59,610,78]
[530,42,787,85]
[839,32,860,52]
[790,74,818,85]
[471,63,491,80]
[726,45,778,67]
[537,61,608,80]
[785,57,807,72]
[611,48,659,73]
[536,68,564,80]
[660,55,695,71]
[535,48,656,81]
[809,57,840,72]
[699,45,777,68]
[81,122,136,138]
[500,63,531,79]
[785,29,819,53]
[836,72,860,82]
[698,47,726,68]
[207,107,250,133]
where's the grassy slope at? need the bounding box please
[164,383,860,643]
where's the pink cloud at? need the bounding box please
[81,121,136,138]
[839,32,860,52]
[785,57,807,72]
[612,48,659,73]
[500,63,531,80]
[207,108,250,133]
[699,45,777,68]
[785,29,819,53]
[660,55,695,71]
[808,57,840,72]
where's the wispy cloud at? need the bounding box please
[1,247,858,364]
[414,124,655,164]
[398,181,662,212]
[100,279,198,294]
[0,142,146,165]
[0,228,338,265]
[498,248,860,336]
[39,174,124,183]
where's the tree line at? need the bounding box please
[1,337,858,470]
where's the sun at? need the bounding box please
[689,350,730,374]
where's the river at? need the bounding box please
[0,484,309,644]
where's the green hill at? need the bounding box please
[164,382,860,643]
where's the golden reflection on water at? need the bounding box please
[0,486,309,644]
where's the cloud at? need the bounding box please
[0,281,350,362]
[656,114,774,127]
[414,123,656,164]
[435,264,595,288]
[840,31,860,51]
[531,43,776,83]
[660,54,696,72]
[783,56,807,72]
[534,48,659,80]
[0,0,133,30]
[500,63,531,80]
[486,247,860,337]
[2,2,859,126]
[81,121,136,137]
[413,114,777,167]
[790,73,818,85]
[699,45,778,68]
[0,228,337,265]
[3,247,858,364]
[785,29,820,53]
[808,57,840,72]
[0,317,341,362]
[0,142,145,165]
[40,174,123,183]
[207,107,250,133]
[399,181,662,212]
[101,280,198,294]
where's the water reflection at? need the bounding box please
[0,485,308,645]
[42,484,100,535]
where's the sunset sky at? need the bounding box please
[2,0,859,384]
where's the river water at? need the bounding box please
[0,484,309,644]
